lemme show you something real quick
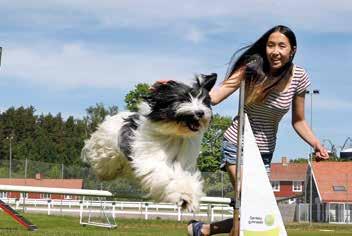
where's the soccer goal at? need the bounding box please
[79,196,117,229]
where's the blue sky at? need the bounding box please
[1,1,351,162]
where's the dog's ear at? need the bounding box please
[149,80,177,93]
[143,80,179,106]
[196,73,217,92]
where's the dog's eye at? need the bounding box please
[203,96,211,106]
[190,89,200,97]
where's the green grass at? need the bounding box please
[0,212,352,235]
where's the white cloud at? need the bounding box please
[1,43,205,90]
[313,97,352,111]
[185,28,205,44]
[2,0,352,33]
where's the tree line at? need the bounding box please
[0,83,233,172]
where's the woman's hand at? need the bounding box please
[149,80,173,91]
[314,143,329,162]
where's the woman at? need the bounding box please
[188,25,329,236]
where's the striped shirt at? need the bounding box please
[224,65,311,153]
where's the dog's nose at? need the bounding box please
[195,110,205,118]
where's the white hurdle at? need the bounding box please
[0,184,116,229]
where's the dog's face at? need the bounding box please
[143,73,217,136]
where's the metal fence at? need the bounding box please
[0,159,235,199]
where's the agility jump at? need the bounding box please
[0,185,115,230]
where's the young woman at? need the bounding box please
[188,25,329,236]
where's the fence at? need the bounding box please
[0,158,235,199]
[0,197,233,223]
[1,158,351,224]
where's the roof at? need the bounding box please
[0,178,83,189]
[341,148,352,153]
[312,162,352,203]
[270,163,307,181]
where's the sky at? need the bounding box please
[1,0,351,162]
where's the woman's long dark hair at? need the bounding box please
[225,25,297,79]
[224,25,297,104]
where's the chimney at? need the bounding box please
[35,173,43,180]
[281,156,289,166]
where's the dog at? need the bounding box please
[81,73,217,211]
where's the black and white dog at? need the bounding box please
[81,73,217,211]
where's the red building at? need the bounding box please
[0,173,83,200]
[270,157,308,203]
[308,162,352,223]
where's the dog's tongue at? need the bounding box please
[189,122,200,131]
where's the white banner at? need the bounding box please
[240,114,287,236]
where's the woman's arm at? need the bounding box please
[210,67,245,105]
[291,92,329,161]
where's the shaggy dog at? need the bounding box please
[81,73,217,211]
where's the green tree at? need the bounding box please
[0,106,36,161]
[124,83,150,111]
[198,114,232,172]
[290,158,308,163]
[84,103,119,133]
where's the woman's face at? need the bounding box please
[266,31,295,73]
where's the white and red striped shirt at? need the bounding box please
[224,65,311,153]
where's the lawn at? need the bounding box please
[0,212,351,235]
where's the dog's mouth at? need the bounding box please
[186,120,201,132]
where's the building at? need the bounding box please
[270,157,307,204]
[0,173,83,200]
[307,162,352,223]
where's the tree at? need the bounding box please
[124,83,150,111]
[290,158,308,163]
[84,103,119,133]
[198,114,232,172]
[0,106,36,161]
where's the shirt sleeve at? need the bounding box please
[295,68,311,95]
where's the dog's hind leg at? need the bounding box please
[81,113,134,180]
[81,134,131,180]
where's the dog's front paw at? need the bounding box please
[178,192,198,212]
[162,190,199,212]
[160,171,204,212]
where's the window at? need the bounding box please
[292,181,302,192]
[333,186,346,192]
[40,193,51,199]
[0,192,8,198]
[271,181,280,192]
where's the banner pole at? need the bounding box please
[231,79,245,236]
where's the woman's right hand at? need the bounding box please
[244,54,265,82]
[314,143,329,162]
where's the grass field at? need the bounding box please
[0,212,351,235]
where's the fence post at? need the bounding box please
[60,199,63,215]
[112,202,116,219]
[22,194,26,213]
[144,203,149,220]
[207,204,211,222]
[79,200,83,224]
[48,199,51,215]
[15,198,19,210]
[177,204,181,221]
[298,203,300,222]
